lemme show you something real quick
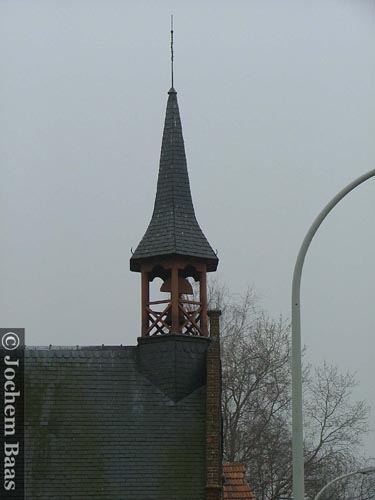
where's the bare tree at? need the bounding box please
[210,281,372,500]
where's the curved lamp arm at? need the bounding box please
[313,467,375,500]
[292,169,375,500]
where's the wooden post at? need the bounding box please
[171,265,179,333]
[200,269,208,336]
[141,271,149,336]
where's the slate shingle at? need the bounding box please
[130,88,218,272]
[25,338,208,500]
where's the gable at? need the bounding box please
[25,344,207,499]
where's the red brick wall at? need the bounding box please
[206,309,223,500]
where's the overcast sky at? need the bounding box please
[1,1,374,455]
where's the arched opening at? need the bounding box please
[141,261,208,337]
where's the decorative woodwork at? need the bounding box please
[141,260,208,337]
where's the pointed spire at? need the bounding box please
[130,88,218,272]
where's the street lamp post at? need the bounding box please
[313,467,375,500]
[291,169,375,500]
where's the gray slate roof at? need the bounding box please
[130,88,218,272]
[25,336,209,500]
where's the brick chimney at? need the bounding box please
[205,309,223,500]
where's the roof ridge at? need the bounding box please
[171,90,177,253]
[25,345,136,349]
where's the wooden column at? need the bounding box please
[171,264,179,334]
[141,271,149,336]
[200,269,208,336]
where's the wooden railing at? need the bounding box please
[145,299,203,336]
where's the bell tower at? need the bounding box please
[130,86,218,337]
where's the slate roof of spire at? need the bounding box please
[130,87,218,272]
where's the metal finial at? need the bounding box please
[170,15,174,88]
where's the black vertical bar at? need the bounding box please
[1,328,25,500]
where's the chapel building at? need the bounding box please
[25,84,224,500]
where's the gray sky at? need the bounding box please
[1,1,374,455]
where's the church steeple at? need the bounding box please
[130,87,218,272]
[130,87,218,337]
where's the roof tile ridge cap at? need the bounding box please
[171,92,177,252]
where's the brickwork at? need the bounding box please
[206,309,223,500]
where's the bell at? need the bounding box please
[160,276,193,295]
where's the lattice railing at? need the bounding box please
[146,299,171,336]
[145,299,203,336]
[179,299,202,336]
